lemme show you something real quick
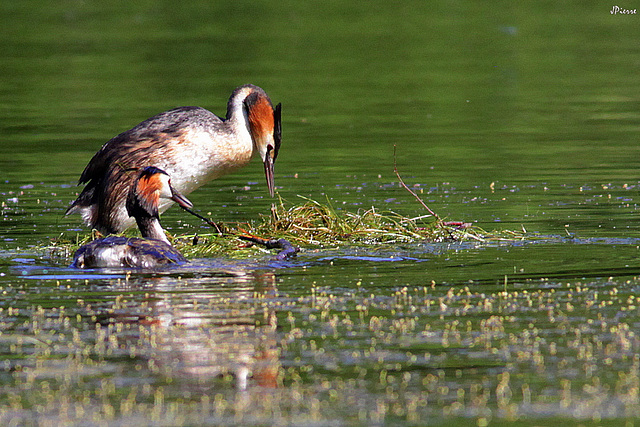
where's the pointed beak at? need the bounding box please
[170,185,193,209]
[263,149,275,197]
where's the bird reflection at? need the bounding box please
[92,269,280,390]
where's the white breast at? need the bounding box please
[156,126,255,214]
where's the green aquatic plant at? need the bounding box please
[47,146,523,261]
[49,195,522,262]
[169,195,496,259]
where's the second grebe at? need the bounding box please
[71,167,192,269]
[66,84,282,235]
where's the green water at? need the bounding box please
[2,1,640,425]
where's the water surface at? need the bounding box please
[1,1,640,425]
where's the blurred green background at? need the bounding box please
[0,1,639,238]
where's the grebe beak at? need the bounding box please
[169,184,193,209]
[264,149,275,198]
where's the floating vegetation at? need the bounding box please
[170,153,525,258]
[46,153,524,260]
[173,195,490,259]
[48,194,524,262]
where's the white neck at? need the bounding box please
[226,87,254,149]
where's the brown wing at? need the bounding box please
[78,107,211,185]
[68,106,221,233]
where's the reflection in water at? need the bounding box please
[4,244,640,424]
[93,269,281,391]
[2,0,640,423]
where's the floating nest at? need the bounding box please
[51,152,525,259]
[168,194,524,259]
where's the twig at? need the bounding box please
[238,236,299,260]
[179,205,224,235]
[178,205,299,259]
[393,145,441,221]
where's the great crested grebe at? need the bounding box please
[66,84,281,235]
[71,166,193,269]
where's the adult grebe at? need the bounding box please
[66,84,282,235]
[71,167,193,269]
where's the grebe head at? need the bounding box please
[229,85,282,197]
[126,166,193,220]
